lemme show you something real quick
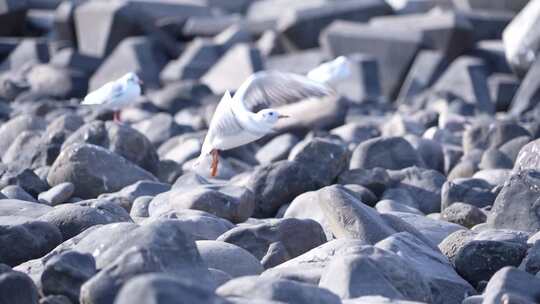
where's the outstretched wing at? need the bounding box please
[234,71,335,113]
[81,81,123,106]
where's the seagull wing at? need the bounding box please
[234,71,335,113]
[81,81,123,106]
[200,90,245,155]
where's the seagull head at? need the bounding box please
[123,72,143,86]
[257,109,289,125]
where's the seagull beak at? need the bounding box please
[278,114,289,119]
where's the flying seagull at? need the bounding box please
[195,71,336,177]
[81,72,143,122]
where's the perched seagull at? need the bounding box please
[81,72,143,122]
[195,71,335,177]
[306,56,352,85]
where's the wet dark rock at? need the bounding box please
[350,137,425,170]
[0,270,39,304]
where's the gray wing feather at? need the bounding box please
[236,71,335,113]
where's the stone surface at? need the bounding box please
[488,170,540,232]
[349,137,425,170]
[0,216,62,266]
[217,218,326,268]
[47,143,157,199]
[115,273,228,304]
[196,240,264,278]
[217,276,341,304]
[376,232,476,304]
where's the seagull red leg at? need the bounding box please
[210,150,219,177]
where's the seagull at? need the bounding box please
[306,56,352,85]
[195,71,335,177]
[81,72,143,122]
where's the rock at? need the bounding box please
[246,160,319,218]
[41,251,96,302]
[47,143,157,199]
[147,209,234,241]
[0,114,46,158]
[0,199,52,218]
[475,229,530,245]
[217,276,341,304]
[479,148,513,170]
[330,122,380,146]
[89,36,167,91]
[482,267,540,304]
[321,20,421,98]
[40,294,73,304]
[398,50,449,102]
[38,201,132,240]
[49,48,101,75]
[130,196,152,218]
[158,132,204,165]
[338,167,393,196]
[0,165,48,198]
[265,48,325,75]
[499,136,530,163]
[319,246,432,302]
[132,113,192,148]
[148,81,212,113]
[370,11,474,59]
[217,218,326,268]
[488,170,540,232]
[376,232,476,304]
[100,180,170,208]
[441,178,496,210]
[519,241,540,274]
[26,64,87,98]
[333,54,383,103]
[488,74,519,112]
[350,137,424,170]
[277,0,392,51]
[149,185,254,224]
[0,38,48,71]
[441,202,487,228]
[405,136,445,173]
[0,270,39,304]
[1,185,37,203]
[384,166,446,214]
[79,220,213,304]
[438,229,477,265]
[288,137,349,187]
[262,238,369,284]
[454,240,527,287]
[196,240,264,278]
[115,273,228,304]
[38,182,74,206]
[462,120,530,155]
[509,56,540,115]
[387,212,465,245]
[514,138,540,171]
[433,56,494,114]
[0,216,62,266]
[283,190,334,240]
[63,120,159,175]
[202,44,263,93]
[502,0,540,77]
[315,184,396,243]
[160,39,222,83]
[376,200,423,215]
[156,159,183,184]
[255,134,299,165]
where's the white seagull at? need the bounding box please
[81,72,143,122]
[195,71,335,177]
